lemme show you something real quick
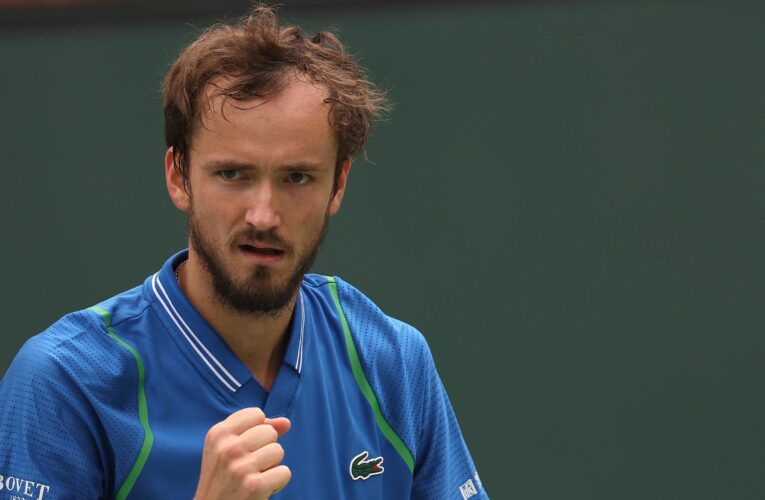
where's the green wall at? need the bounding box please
[2,1,764,497]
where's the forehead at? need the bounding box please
[190,76,338,164]
[188,77,338,168]
[199,74,333,133]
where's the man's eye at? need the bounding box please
[219,170,243,181]
[287,173,311,185]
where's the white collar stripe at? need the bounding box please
[154,275,241,388]
[296,290,305,373]
[151,274,238,392]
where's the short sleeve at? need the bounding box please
[0,334,106,499]
[410,337,489,499]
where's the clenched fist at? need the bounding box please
[194,407,292,499]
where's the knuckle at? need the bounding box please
[263,424,278,442]
[204,425,222,444]
[221,441,244,460]
[269,442,285,460]
[228,460,249,480]
[243,475,266,493]
[247,407,265,420]
[204,427,226,450]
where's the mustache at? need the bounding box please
[231,227,292,251]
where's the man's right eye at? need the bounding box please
[219,170,243,181]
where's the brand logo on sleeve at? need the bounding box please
[459,478,478,499]
[349,451,385,480]
[0,474,51,500]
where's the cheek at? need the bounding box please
[295,196,331,223]
[285,203,327,240]
[190,195,239,237]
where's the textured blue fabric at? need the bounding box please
[0,308,144,499]
[0,250,486,499]
[334,277,488,499]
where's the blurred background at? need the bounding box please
[1,0,764,498]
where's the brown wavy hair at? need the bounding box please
[162,4,387,189]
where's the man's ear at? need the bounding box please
[328,159,352,216]
[165,147,190,212]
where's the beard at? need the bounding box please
[188,209,329,317]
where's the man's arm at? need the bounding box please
[0,335,106,499]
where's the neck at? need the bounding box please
[177,253,296,392]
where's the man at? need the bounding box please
[0,5,487,499]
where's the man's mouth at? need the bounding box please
[239,244,284,256]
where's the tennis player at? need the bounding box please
[0,5,488,499]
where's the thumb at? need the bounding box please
[265,417,291,437]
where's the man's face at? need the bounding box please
[169,77,348,315]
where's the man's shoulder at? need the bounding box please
[303,273,432,373]
[5,283,150,388]
[304,273,426,341]
[0,287,153,499]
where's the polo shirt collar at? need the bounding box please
[148,249,306,394]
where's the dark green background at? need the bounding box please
[2,1,764,498]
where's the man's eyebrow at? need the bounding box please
[201,160,256,171]
[281,162,326,172]
[200,160,329,172]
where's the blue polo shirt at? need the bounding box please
[0,250,488,499]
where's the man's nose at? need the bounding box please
[243,183,281,231]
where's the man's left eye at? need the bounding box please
[287,173,311,185]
